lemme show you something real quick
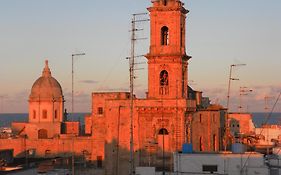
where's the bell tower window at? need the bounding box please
[161,26,169,45]
[160,70,169,95]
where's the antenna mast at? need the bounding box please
[71,52,85,175]
[224,63,246,151]
[71,53,86,117]
[129,13,149,175]
[129,15,136,175]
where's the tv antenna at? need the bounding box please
[71,52,86,118]
[128,12,149,175]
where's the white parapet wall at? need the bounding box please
[136,167,155,175]
[174,152,269,175]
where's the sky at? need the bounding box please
[0,0,280,113]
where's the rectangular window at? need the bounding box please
[199,137,203,151]
[199,114,202,123]
[33,110,36,119]
[98,107,103,115]
[202,165,218,172]
[54,110,57,119]
[43,110,47,119]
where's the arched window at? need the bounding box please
[160,70,169,95]
[160,70,168,86]
[38,129,48,139]
[161,26,169,45]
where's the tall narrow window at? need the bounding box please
[54,110,57,119]
[199,137,203,151]
[199,114,202,123]
[161,26,169,45]
[160,70,168,86]
[180,27,184,47]
[98,107,103,115]
[33,110,36,119]
[213,134,217,151]
[163,0,167,6]
[43,110,47,119]
[160,70,169,95]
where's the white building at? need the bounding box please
[255,125,281,147]
[173,152,269,175]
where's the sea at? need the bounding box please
[0,113,280,128]
[0,113,89,128]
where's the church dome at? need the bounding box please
[29,60,63,100]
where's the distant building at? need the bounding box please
[12,60,66,139]
[229,113,255,137]
[255,125,281,150]
[228,113,281,153]
[0,61,92,163]
[191,105,226,152]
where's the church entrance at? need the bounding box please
[157,128,169,154]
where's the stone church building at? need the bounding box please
[0,0,227,175]
[86,0,226,174]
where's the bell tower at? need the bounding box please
[146,0,191,99]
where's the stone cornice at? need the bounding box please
[147,7,189,14]
[145,53,191,61]
[136,106,187,113]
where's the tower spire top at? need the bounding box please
[42,59,51,77]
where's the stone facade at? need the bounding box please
[88,1,226,174]
[191,106,226,152]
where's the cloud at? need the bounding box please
[199,85,281,112]
[2,90,29,113]
[251,85,281,101]
[96,86,129,92]
[79,80,99,84]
